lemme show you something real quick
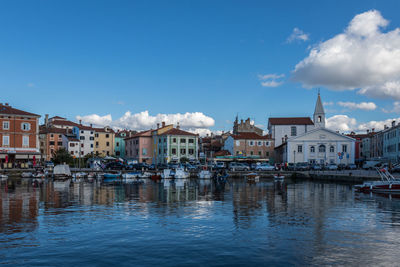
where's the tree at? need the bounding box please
[180,157,189,163]
[52,148,74,165]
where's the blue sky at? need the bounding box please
[2,0,400,134]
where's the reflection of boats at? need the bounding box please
[174,168,189,179]
[103,173,121,182]
[72,172,87,179]
[53,179,71,191]
[214,173,229,182]
[151,173,162,181]
[355,168,400,193]
[139,172,152,179]
[175,178,188,187]
[163,178,174,187]
[122,172,140,179]
[198,170,212,179]
[53,164,72,180]
[0,174,8,180]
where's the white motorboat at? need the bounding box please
[174,167,190,179]
[198,170,212,179]
[138,172,152,179]
[161,169,174,179]
[122,172,140,179]
[72,172,87,179]
[53,164,72,180]
[274,174,285,180]
[0,174,8,180]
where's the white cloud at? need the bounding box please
[287,27,309,43]
[76,110,216,135]
[323,101,334,106]
[337,101,377,110]
[382,101,400,113]
[326,114,400,132]
[292,10,400,99]
[259,73,285,87]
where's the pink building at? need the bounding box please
[125,130,153,163]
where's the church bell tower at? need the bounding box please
[313,91,325,128]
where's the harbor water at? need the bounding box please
[1,177,400,266]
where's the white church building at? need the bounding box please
[272,93,356,165]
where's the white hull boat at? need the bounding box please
[198,170,212,179]
[161,169,174,179]
[174,168,189,179]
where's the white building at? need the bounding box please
[73,125,94,157]
[271,93,356,165]
[62,136,80,158]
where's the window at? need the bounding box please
[50,134,54,138]
[298,145,303,153]
[180,138,186,143]
[80,136,85,140]
[90,131,94,135]
[22,135,29,146]
[71,151,74,155]
[2,121,9,130]
[2,135,9,146]
[95,133,99,138]
[159,148,161,154]
[189,139,194,144]
[319,145,326,153]
[116,142,119,147]
[258,141,262,146]
[266,151,269,157]
[250,151,254,155]
[57,142,62,146]
[310,146,315,153]
[173,138,177,143]
[265,141,270,146]
[106,142,110,147]
[164,148,167,154]
[21,123,31,131]
[236,140,240,146]
[291,126,297,136]
[189,149,194,155]
[116,151,120,156]
[318,116,322,123]
[90,144,93,148]
[180,148,186,154]
[172,148,176,155]
[342,145,347,153]
[58,134,62,138]
[106,134,109,138]
[142,148,147,155]
[249,141,254,146]
[70,143,75,147]
[49,141,55,146]
[89,137,94,141]
[330,146,334,153]
[258,151,261,156]
[81,144,84,148]
[164,138,167,143]
[81,130,84,134]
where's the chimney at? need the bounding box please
[45,114,49,128]
[282,137,285,143]
[90,124,93,128]
[367,129,370,134]
[79,120,82,125]
[162,121,165,127]
[177,122,180,129]
[157,123,160,129]
[392,120,396,127]
[5,103,9,106]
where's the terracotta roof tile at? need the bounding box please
[125,129,152,139]
[161,128,197,136]
[51,120,80,127]
[0,104,40,117]
[268,117,314,125]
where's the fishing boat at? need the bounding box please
[103,172,121,181]
[53,164,72,180]
[174,167,190,179]
[354,168,400,193]
[246,173,260,182]
[198,170,212,179]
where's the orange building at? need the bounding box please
[39,126,69,161]
[0,103,41,166]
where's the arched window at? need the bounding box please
[310,146,315,153]
[330,146,334,153]
[318,116,322,122]
[319,145,326,153]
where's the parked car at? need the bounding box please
[229,162,250,171]
[286,163,296,171]
[106,161,126,170]
[295,162,309,171]
[311,164,322,170]
[327,164,338,170]
[255,163,275,171]
[347,164,357,170]
[338,163,346,170]
[215,162,226,169]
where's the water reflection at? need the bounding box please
[1,177,400,266]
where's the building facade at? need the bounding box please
[125,130,153,163]
[39,126,68,161]
[223,132,274,162]
[233,117,263,135]
[72,125,95,157]
[93,126,115,157]
[114,130,134,158]
[382,121,400,163]
[0,103,41,166]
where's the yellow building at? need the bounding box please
[94,126,115,157]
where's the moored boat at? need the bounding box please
[161,169,174,179]
[354,168,400,193]
[122,172,140,179]
[274,174,285,180]
[198,170,212,179]
[174,167,189,179]
[21,172,33,178]
[53,164,72,180]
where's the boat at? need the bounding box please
[53,179,71,191]
[198,170,212,179]
[0,174,8,180]
[21,172,33,178]
[354,168,400,193]
[53,164,72,180]
[246,173,260,182]
[214,173,229,182]
[103,173,121,180]
[161,169,174,179]
[274,174,285,180]
[174,167,189,179]
[138,172,152,179]
[151,173,162,181]
[122,172,140,179]
[72,172,87,179]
